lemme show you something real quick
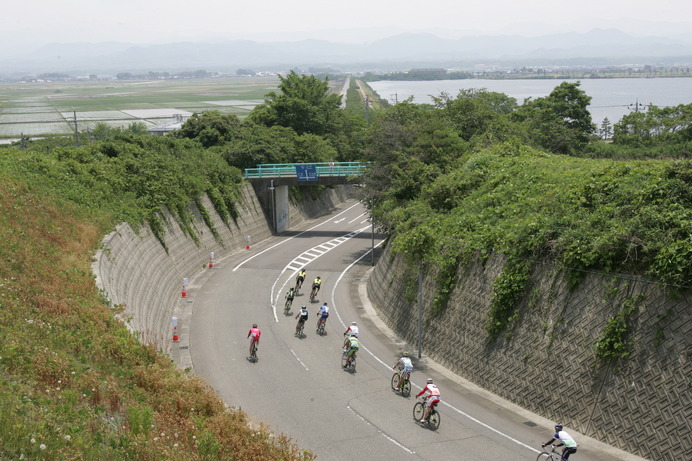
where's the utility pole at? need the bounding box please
[73,111,79,146]
[628,99,647,113]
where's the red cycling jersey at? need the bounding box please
[248,328,261,343]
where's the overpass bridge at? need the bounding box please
[244,162,366,233]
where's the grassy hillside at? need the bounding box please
[0,137,314,460]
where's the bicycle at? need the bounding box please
[295,320,305,338]
[294,277,304,295]
[284,297,293,315]
[341,349,356,372]
[412,397,440,431]
[309,286,319,302]
[536,445,564,461]
[391,370,411,397]
[248,341,258,362]
[316,317,327,335]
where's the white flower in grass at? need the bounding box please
[30,438,36,444]
[39,444,46,450]
[64,435,71,441]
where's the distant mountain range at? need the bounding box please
[2,28,692,76]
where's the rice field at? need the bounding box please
[0,77,280,140]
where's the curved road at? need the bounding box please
[189,201,640,461]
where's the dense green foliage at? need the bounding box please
[360,87,690,338]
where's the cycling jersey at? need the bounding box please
[346,337,359,354]
[318,304,329,318]
[397,357,413,372]
[286,289,295,300]
[417,384,441,406]
[297,271,306,282]
[312,278,322,289]
[297,309,308,321]
[247,328,261,343]
[555,431,578,448]
[345,325,359,337]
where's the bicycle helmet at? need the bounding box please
[351,321,357,326]
[301,305,307,309]
[555,423,563,432]
[427,378,434,384]
[317,276,321,280]
[252,324,257,328]
[402,351,409,357]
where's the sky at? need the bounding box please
[3,0,692,48]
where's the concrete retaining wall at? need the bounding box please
[92,183,355,355]
[367,245,690,460]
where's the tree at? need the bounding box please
[600,117,613,140]
[249,71,343,137]
[514,82,594,155]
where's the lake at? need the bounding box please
[367,78,692,125]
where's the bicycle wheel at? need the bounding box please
[341,351,349,368]
[401,379,411,397]
[428,410,440,431]
[350,356,356,371]
[412,402,425,421]
[536,452,555,461]
[391,373,400,391]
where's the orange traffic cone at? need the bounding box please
[181,285,187,298]
[172,326,180,342]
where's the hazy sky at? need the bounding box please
[3,0,692,46]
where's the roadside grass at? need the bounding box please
[0,136,315,459]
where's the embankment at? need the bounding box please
[368,245,689,460]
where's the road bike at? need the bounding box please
[412,397,440,431]
[248,341,258,362]
[341,349,356,372]
[391,370,411,397]
[295,320,305,338]
[536,445,565,461]
[309,286,319,302]
[284,297,293,315]
[316,317,327,335]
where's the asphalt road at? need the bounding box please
[189,201,642,461]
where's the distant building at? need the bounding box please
[148,113,186,136]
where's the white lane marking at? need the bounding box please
[348,213,367,224]
[290,349,310,371]
[232,202,362,272]
[346,405,415,455]
[333,218,345,223]
[331,244,541,455]
[271,225,371,322]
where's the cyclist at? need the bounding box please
[343,321,359,349]
[316,302,329,330]
[295,269,307,293]
[295,305,308,336]
[310,276,322,299]
[247,323,261,357]
[392,351,413,390]
[284,286,296,311]
[343,335,359,367]
[416,378,441,423]
[542,423,578,460]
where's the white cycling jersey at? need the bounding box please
[556,431,578,448]
[346,325,359,337]
[398,357,413,371]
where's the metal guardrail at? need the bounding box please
[244,162,366,179]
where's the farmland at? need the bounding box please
[0,77,281,141]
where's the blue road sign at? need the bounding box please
[295,164,318,181]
